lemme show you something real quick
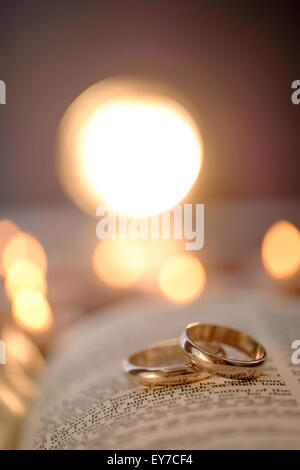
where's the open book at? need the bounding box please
[21,286,300,450]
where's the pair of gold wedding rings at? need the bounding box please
[123,323,267,385]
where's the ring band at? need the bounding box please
[180,323,267,380]
[123,338,225,385]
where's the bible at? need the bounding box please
[21,285,300,450]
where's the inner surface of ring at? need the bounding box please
[188,324,264,360]
[131,340,224,368]
[131,342,186,368]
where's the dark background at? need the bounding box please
[0,0,299,206]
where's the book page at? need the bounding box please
[22,286,300,450]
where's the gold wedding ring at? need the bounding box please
[180,323,266,379]
[123,338,225,385]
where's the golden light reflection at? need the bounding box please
[57,77,203,217]
[0,383,26,415]
[0,219,19,276]
[262,220,300,279]
[93,239,146,288]
[2,325,44,372]
[5,259,47,299]
[3,232,47,275]
[12,291,53,333]
[158,254,206,304]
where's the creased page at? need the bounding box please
[22,287,300,450]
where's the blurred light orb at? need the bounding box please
[262,220,300,279]
[142,239,182,273]
[12,290,53,333]
[0,219,20,276]
[57,77,203,217]
[158,254,206,304]
[0,383,26,415]
[93,239,146,288]
[3,232,47,275]
[5,259,47,299]
[3,325,43,370]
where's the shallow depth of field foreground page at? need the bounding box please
[23,287,300,450]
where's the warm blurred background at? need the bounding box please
[1,1,300,203]
[0,0,300,449]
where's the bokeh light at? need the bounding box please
[57,77,203,217]
[0,220,20,276]
[141,239,182,274]
[2,325,43,370]
[93,239,146,288]
[11,291,53,333]
[3,232,47,275]
[0,384,26,415]
[262,220,300,279]
[158,254,206,303]
[5,259,47,299]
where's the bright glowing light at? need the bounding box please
[93,239,146,288]
[3,232,47,275]
[12,291,53,333]
[158,254,206,304]
[0,219,19,276]
[2,325,43,370]
[5,259,47,299]
[79,100,201,217]
[262,220,300,279]
[57,77,203,217]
